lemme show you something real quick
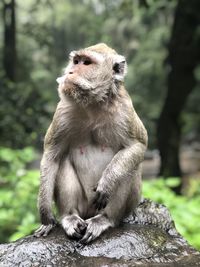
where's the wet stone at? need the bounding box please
[0,199,200,267]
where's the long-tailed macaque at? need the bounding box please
[34,43,148,243]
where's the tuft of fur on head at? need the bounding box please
[85,43,117,55]
[57,43,128,107]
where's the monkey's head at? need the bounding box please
[57,43,127,106]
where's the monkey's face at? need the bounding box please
[57,43,127,106]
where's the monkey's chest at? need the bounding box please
[90,121,123,149]
[70,143,115,187]
[71,143,114,169]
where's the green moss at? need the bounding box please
[143,178,200,250]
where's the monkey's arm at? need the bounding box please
[35,102,73,237]
[34,138,60,237]
[93,113,148,210]
[37,150,59,225]
[34,148,60,237]
[37,104,69,225]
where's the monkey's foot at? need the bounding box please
[80,214,114,244]
[34,224,55,237]
[61,214,87,239]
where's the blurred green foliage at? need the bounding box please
[0,0,200,252]
[0,147,39,242]
[0,147,199,251]
[0,75,53,148]
[143,178,200,250]
[1,0,199,148]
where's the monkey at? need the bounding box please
[34,43,148,244]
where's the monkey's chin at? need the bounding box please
[59,79,118,107]
[59,82,92,107]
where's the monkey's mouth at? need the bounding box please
[58,78,91,105]
[57,75,93,91]
[57,75,116,106]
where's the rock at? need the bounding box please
[0,199,200,267]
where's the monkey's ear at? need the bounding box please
[113,55,127,82]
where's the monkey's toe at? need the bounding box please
[61,214,87,240]
[77,221,87,234]
[80,220,102,243]
[34,224,54,237]
[80,215,113,244]
[80,223,100,244]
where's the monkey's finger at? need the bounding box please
[93,192,103,205]
[86,234,95,244]
[103,197,108,208]
[92,192,100,204]
[43,225,54,236]
[75,224,86,235]
[34,225,45,234]
[94,201,101,210]
[77,222,87,233]
[94,194,105,210]
[98,196,105,209]
[97,199,108,210]
[72,230,83,239]
[80,231,92,244]
[34,226,47,237]
[77,221,87,228]
[34,230,44,238]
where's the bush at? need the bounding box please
[1,147,199,251]
[143,178,200,250]
[0,147,40,242]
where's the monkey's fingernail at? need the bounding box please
[79,226,84,231]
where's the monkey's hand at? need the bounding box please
[40,210,57,226]
[92,187,109,210]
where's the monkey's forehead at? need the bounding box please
[69,50,105,63]
[69,43,117,61]
[69,50,126,64]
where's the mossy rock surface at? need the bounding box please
[0,200,200,267]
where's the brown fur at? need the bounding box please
[34,43,148,243]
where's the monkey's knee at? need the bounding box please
[103,178,141,223]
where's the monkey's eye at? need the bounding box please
[73,58,79,64]
[83,59,92,65]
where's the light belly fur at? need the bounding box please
[71,143,115,202]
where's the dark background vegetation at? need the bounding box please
[0,0,200,249]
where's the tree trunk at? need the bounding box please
[3,0,16,82]
[157,0,200,180]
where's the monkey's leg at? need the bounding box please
[81,169,142,244]
[56,158,88,239]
